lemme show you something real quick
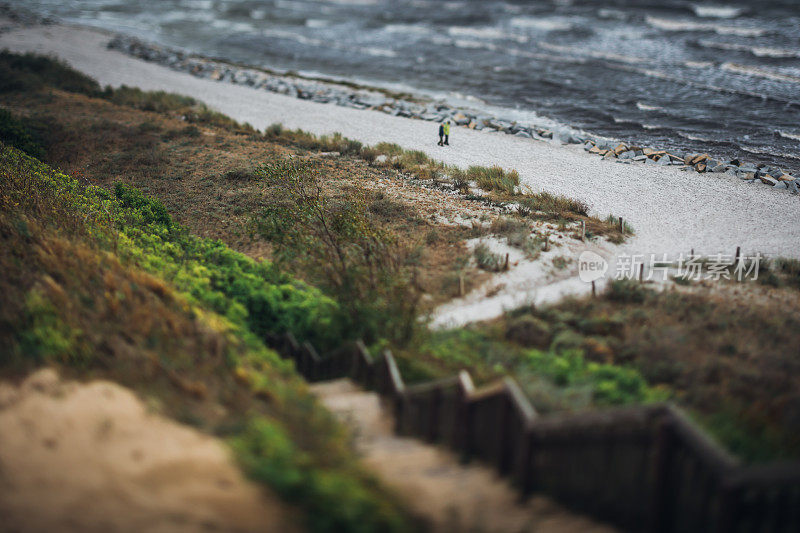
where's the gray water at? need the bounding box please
[9,0,800,172]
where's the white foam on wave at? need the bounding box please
[678,131,711,142]
[698,40,800,59]
[210,19,255,33]
[384,23,431,35]
[362,47,397,58]
[597,9,627,21]
[305,19,330,28]
[447,26,528,43]
[741,145,800,161]
[179,0,213,9]
[778,131,800,142]
[509,17,573,32]
[537,42,646,64]
[691,5,744,19]
[261,28,396,57]
[636,102,665,112]
[645,16,765,37]
[721,63,800,84]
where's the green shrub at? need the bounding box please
[524,348,662,405]
[607,279,648,304]
[0,50,101,95]
[518,191,589,216]
[467,165,519,195]
[232,417,410,533]
[473,242,505,272]
[372,142,404,157]
[0,108,45,159]
[448,166,470,192]
[252,158,420,346]
[505,316,551,347]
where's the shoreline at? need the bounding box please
[105,34,799,195]
[1,21,799,260]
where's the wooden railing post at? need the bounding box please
[428,387,441,442]
[714,480,741,533]
[651,412,676,533]
[266,330,800,533]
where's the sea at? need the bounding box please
[10,0,800,172]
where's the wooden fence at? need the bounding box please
[270,332,800,532]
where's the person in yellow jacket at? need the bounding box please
[438,120,451,146]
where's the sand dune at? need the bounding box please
[1,23,797,261]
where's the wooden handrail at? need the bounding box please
[269,331,800,533]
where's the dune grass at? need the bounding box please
[0,143,416,531]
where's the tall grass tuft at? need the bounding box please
[467,165,519,195]
[519,191,589,217]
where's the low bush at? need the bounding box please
[518,191,589,217]
[473,242,506,272]
[0,108,45,159]
[467,165,519,195]
[252,157,421,346]
[0,50,101,95]
[232,417,410,533]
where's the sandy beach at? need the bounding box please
[1,22,798,262]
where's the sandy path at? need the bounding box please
[312,379,616,533]
[1,23,798,261]
[0,369,297,533]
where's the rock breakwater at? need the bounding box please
[108,35,797,197]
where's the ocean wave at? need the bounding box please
[691,5,744,19]
[447,26,528,43]
[509,17,573,32]
[605,62,792,105]
[645,16,766,37]
[178,0,213,9]
[210,19,256,33]
[678,131,711,142]
[305,19,331,28]
[721,63,800,84]
[362,47,397,58]
[261,29,396,57]
[741,145,800,161]
[636,102,665,112]
[778,130,800,142]
[697,40,800,59]
[683,61,715,69]
[597,9,627,21]
[384,23,431,35]
[537,42,646,64]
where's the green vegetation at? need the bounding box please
[0,50,101,95]
[264,124,363,155]
[0,107,45,159]
[473,242,506,272]
[395,327,664,414]
[233,418,410,532]
[251,157,421,346]
[0,52,254,134]
[759,257,800,290]
[466,165,520,195]
[260,124,630,242]
[0,143,415,531]
[517,190,588,217]
[510,279,800,462]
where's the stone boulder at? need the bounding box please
[453,112,470,125]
